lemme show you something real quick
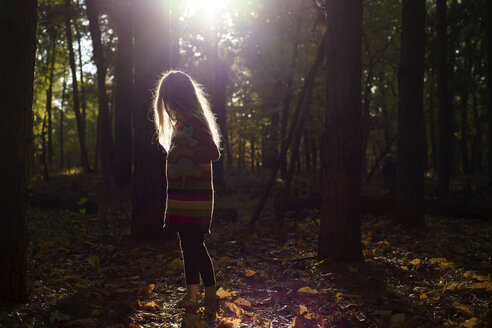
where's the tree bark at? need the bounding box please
[86,0,114,186]
[280,0,306,179]
[46,33,56,164]
[488,0,492,185]
[112,0,133,188]
[394,0,425,228]
[319,0,363,261]
[437,0,451,196]
[132,0,170,241]
[212,60,227,189]
[60,76,67,169]
[64,0,91,172]
[0,0,37,303]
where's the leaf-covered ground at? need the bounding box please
[1,173,491,328]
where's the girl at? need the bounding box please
[153,71,221,318]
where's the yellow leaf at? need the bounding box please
[470,281,492,291]
[463,271,475,278]
[439,261,456,270]
[288,316,304,328]
[297,286,318,294]
[420,293,428,299]
[234,298,252,307]
[137,284,155,296]
[459,317,482,328]
[409,258,423,266]
[471,273,491,282]
[443,282,459,291]
[400,266,408,271]
[453,303,474,316]
[224,301,243,317]
[336,292,361,303]
[217,287,236,299]
[429,257,447,263]
[245,269,256,277]
[299,304,315,320]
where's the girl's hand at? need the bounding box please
[167,145,194,163]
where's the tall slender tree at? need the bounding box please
[394,0,425,228]
[86,0,114,186]
[488,0,492,185]
[0,0,38,302]
[64,0,91,172]
[437,0,451,196]
[112,0,133,188]
[318,0,363,261]
[132,0,170,240]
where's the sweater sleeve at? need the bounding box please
[187,116,220,163]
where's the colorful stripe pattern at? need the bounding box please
[163,115,220,233]
[164,159,216,232]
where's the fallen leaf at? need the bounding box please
[453,303,474,316]
[225,301,244,317]
[409,258,423,266]
[217,287,236,299]
[297,286,318,294]
[459,317,482,328]
[299,304,315,320]
[245,269,256,277]
[470,281,492,291]
[234,298,252,307]
[137,283,155,296]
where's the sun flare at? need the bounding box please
[183,0,229,21]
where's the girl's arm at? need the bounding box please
[187,116,220,162]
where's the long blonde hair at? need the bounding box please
[153,70,221,152]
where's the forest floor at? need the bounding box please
[1,172,491,328]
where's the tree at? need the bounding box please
[111,0,133,188]
[132,0,170,240]
[64,0,91,172]
[318,0,363,261]
[0,0,38,302]
[488,0,492,185]
[394,0,425,228]
[86,0,114,186]
[437,0,451,196]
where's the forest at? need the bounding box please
[1,0,491,327]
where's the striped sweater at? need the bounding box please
[164,115,220,233]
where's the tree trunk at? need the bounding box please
[0,0,37,303]
[212,61,227,189]
[488,0,492,185]
[280,0,306,179]
[394,0,425,228]
[112,0,133,188]
[319,0,363,261]
[86,0,115,186]
[437,0,451,196]
[471,92,484,173]
[64,0,91,172]
[429,95,437,171]
[46,33,56,164]
[41,113,50,180]
[132,0,170,241]
[74,19,87,129]
[460,89,470,174]
[60,76,67,169]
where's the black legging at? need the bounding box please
[178,230,216,287]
